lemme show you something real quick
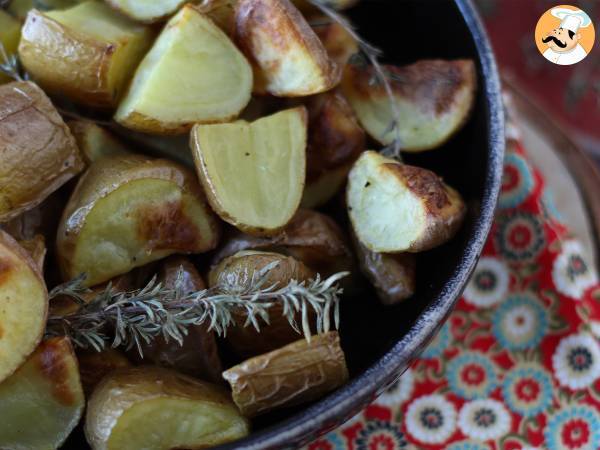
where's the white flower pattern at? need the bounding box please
[405,395,457,444]
[552,240,598,300]
[463,257,510,308]
[458,399,511,441]
[376,368,414,407]
[552,333,600,390]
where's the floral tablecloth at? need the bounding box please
[305,121,600,449]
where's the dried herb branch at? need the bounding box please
[307,0,402,159]
[0,42,26,82]
[46,263,349,357]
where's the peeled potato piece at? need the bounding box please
[57,154,221,287]
[342,59,477,151]
[235,0,341,96]
[0,11,21,85]
[223,331,349,417]
[106,0,187,23]
[0,230,48,384]
[0,337,84,450]
[115,4,253,134]
[85,367,249,450]
[19,1,153,108]
[191,107,306,235]
[347,151,466,253]
[0,81,84,223]
[196,0,237,34]
[209,250,315,358]
[352,232,416,305]
[302,92,365,208]
[68,120,130,165]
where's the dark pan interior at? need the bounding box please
[61,0,503,448]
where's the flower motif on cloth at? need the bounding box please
[447,352,498,400]
[491,294,549,351]
[552,240,598,300]
[552,333,600,390]
[494,210,546,263]
[544,405,600,450]
[354,421,410,450]
[501,362,554,417]
[499,150,535,209]
[457,399,511,441]
[463,257,510,308]
[376,369,415,407]
[404,394,457,444]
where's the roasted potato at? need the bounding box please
[68,120,130,165]
[347,151,466,253]
[312,19,358,69]
[85,367,250,450]
[223,331,348,417]
[17,234,47,272]
[0,11,21,85]
[235,0,341,96]
[209,250,315,358]
[191,107,307,236]
[7,0,84,21]
[0,81,83,223]
[19,1,153,108]
[352,232,416,305]
[129,257,224,383]
[77,348,131,395]
[0,230,48,384]
[0,337,85,450]
[57,154,221,286]
[196,0,237,35]
[106,0,187,23]
[302,91,365,208]
[115,4,253,134]
[341,59,477,151]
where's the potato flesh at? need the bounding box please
[106,0,187,22]
[85,367,249,450]
[0,230,48,384]
[68,120,130,164]
[0,11,21,84]
[0,337,84,450]
[342,60,477,150]
[348,152,425,251]
[192,108,306,234]
[115,4,252,134]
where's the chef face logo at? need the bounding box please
[535,5,595,66]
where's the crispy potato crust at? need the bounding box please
[222,331,349,417]
[0,81,83,223]
[77,349,131,396]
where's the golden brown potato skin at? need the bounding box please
[128,257,224,383]
[312,19,358,68]
[222,331,349,417]
[210,250,315,358]
[352,233,416,305]
[17,234,47,273]
[0,81,83,223]
[77,348,131,396]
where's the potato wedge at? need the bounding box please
[341,59,477,151]
[115,4,252,134]
[352,232,415,305]
[191,107,307,235]
[57,154,221,286]
[106,0,187,23]
[196,0,237,34]
[0,337,84,450]
[78,349,131,395]
[235,0,341,96]
[129,257,223,383]
[312,19,358,69]
[347,151,466,253]
[0,230,48,383]
[0,11,21,85]
[0,81,83,223]
[19,2,153,108]
[85,367,249,450]
[303,92,364,207]
[223,331,348,417]
[7,0,84,21]
[68,120,130,165]
[18,234,47,273]
[209,250,315,358]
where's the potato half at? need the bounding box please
[78,348,131,396]
[19,1,153,108]
[342,59,477,151]
[191,107,306,235]
[68,120,130,165]
[0,81,83,223]
[312,19,358,69]
[106,0,187,23]
[196,0,237,35]
[302,92,365,208]
[0,230,48,383]
[347,151,466,253]
[85,367,249,450]
[57,154,221,286]
[0,11,21,85]
[0,337,85,450]
[115,4,253,134]
[223,331,349,417]
[210,250,315,358]
[235,0,341,96]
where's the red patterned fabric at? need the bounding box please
[305,137,600,449]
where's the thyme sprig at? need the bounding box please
[46,263,348,357]
[0,42,26,82]
[307,0,403,160]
